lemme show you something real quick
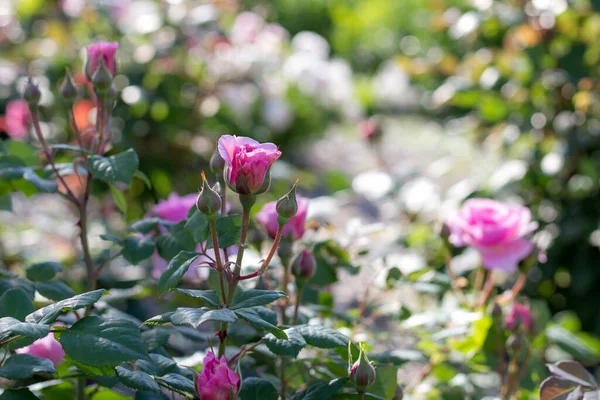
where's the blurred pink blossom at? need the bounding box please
[16,325,65,367]
[505,303,535,333]
[256,195,309,240]
[4,100,30,140]
[195,351,240,400]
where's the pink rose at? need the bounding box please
[85,41,119,80]
[505,303,534,333]
[256,196,309,240]
[195,351,240,400]
[445,198,537,273]
[4,100,30,140]
[217,135,281,195]
[358,117,381,141]
[230,12,264,44]
[152,193,197,223]
[16,326,65,367]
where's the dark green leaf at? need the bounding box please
[157,251,199,294]
[184,210,209,243]
[0,288,35,320]
[368,366,398,400]
[156,222,196,261]
[157,373,197,395]
[130,218,162,234]
[234,307,287,339]
[26,289,105,324]
[207,215,242,248]
[0,354,56,380]
[170,307,237,328]
[35,280,76,301]
[59,316,149,367]
[143,312,174,326]
[176,289,221,308]
[0,194,11,211]
[0,317,50,343]
[49,144,93,155]
[63,355,116,376]
[0,278,35,299]
[239,377,279,400]
[141,329,171,352]
[122,236,155,265]
[548,326,600,365]
[87,149,139,185]
[264,328,306,357]
[230,290,286,310]
[100,234,122,244]
[290,377,349,400]
[116,366,161,393]
[0,389,40,399]
[294,325,349,349]
[25,261,63,282]
[137,354,180,377]
[0,155,27,179]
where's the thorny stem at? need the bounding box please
[442,246,467,305]
[95,102,105,154]
[477,270,495,309]
[358,391,366,400]
[238,225,284,281]
[209,220,228,304]
[292,286,303,325]
[75,377,87,400]
[280,255,291,325]
[67,105,84,150]
[30,108,80,206]
[280,358,288,400]
[219,182,229,260]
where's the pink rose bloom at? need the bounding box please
[195,351,240,400]
[16,326,65,367]
[230,12,264,44]
[256,196,309,240]
[85,41,119,80]
[4,100,30,140]
[445,198,537,273]
[152,193,197,223]
[218,135,281,195]
[505,303,535,333]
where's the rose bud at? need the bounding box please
[505,303,534,334]
[195,351,240,400]
[350,344,376,391]
[276,181,299,225]
[85,41,119,81]
[92,60,113,96]
[196,173,222,219]
[210,149,226,177]
[291,248,317,284]
[257,196,309,241]
[23,78,41,107]
[60,72,78,104]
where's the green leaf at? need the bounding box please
[264,328,306,357]
[156,221,196,261]
[239,377,279,400]
[100,234,122,244]
[290,377,349,400]
[141,329,171,352]
[35,280,76,301]
[137,354,180,377]
[230,290,286,310]
[87,149,139,186]
[25,261,63,282]
[0,317,50,342]
[368,366,398,400]
[22,169,58,193]
[0,194,11,211]
[294,325,349,349]
[0,288,35,320]
[122,236,155,265]
[59,316,149,367]
[0,354,56,380]
[547,326,600,365]
[143,312,174,326]
[116,366,161,393]
[134,170,152,188]
[157,251,200,294]
[110,185,128,215]
[207,215,242,249]
[170,308,238,329]
[156,374,196,396]
[234,307,287,339]
[184,210,209,243]
[130,218,162,234]
[0,278,35,299]
[49,144,93,155]
[63,354,116,376]
[0,389,41,399]
[176,289,221,308]
[0,155,27,179]
[26,289,105,324]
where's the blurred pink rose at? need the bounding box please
[359,117,381,141]
[256,196,309,240]
[195,351,240,400]
[85,41,119,80]
[445,198,537,273]
[4,100,30,140]
[152,193,197,223]
[505,303,534,333]
[217,135,281,195]
[230,12,264,44]
[16,326,65,367]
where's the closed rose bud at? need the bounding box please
[60,73,78,103]
[23,79,41,107]
[195,351,240,400]
[217,135,281,195]
[491,302,502,320]
[196,174,222,219]
[85,41,118,81]
[505,303,534,334]
[210,150,226,177]
[350,344,376,390]
[276,182,299,224]
[292,248,316,283]
[257,196,309,241]
[92,60,113,95]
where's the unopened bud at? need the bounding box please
[350,344,376,390]
[276,181,298,225]
[60,73,78,103]
[92,60,113,96]
[23,79,41,107]
[196,173,222,219]
[491,302,502,320]
[292,248,316,284]
[210,150,226,177]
